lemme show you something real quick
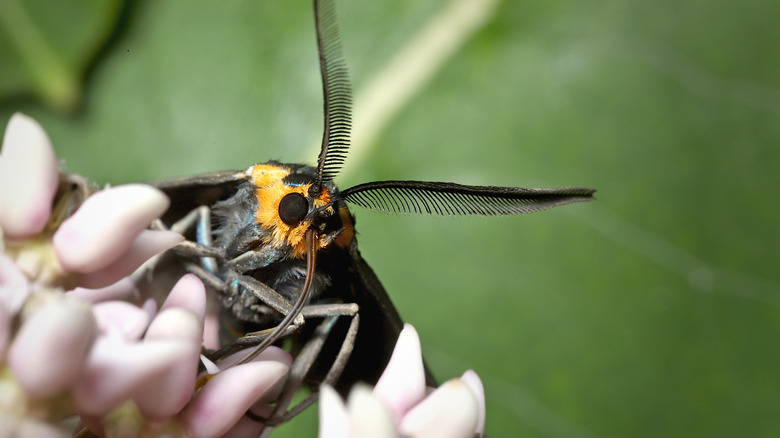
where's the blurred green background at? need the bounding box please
[2,0,779,436]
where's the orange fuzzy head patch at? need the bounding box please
[250,164,333,258]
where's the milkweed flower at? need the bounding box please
[0,112,182,292]
[318,324,486,438]
[0,113,292,437]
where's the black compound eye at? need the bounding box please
[278,192,309,226]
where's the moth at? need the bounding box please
[148,0,595,433]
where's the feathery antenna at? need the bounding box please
[309,0,596,217]
[312,0,352,192]
[341,181,596,215]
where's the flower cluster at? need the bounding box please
[0,114,291,437]
[319,324,485,438]
[0,113,487,437]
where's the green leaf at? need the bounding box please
[0,0,123,110]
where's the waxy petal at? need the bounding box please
[133,308,202,420]
[461,369,486,435]
[53,184,169,273]
[141,297,158,320]
[75,229,183,288]
[0,252,29,314]
[399,379,480,438]
[8,296,97,398]
[318,385,350,438]
[203,312,221,350]
[373,324,427,420]
[67,277,136,303]
[214,345,293,370]
[181,361,289,438]
[200,354,220,375]
[347,385,397,438]
[74,337,191,416]
[92,301,151,342]
[160,273,207,322]
[0,113,59,238]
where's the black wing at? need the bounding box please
[151,170,246,226]
[313,242,437,394]
[347,249,438,388]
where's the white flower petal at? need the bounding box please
[160,273,206,322]
[181,360,289,438]
[67,277,136,303]
[134,307,202,420]
[203,312,221,350]
[74,229,182,288]
[0,252,30,314]
[0,113,59,238]
[141,297,158,320]
[461,369,486,436]
[318,385,350,438]
[8,296,97,398]
[347,384,397,438]
[74,337,191,416]
[373,324,427,421]
[53,184,169,273]
[92,301,151,341]
[200,354,220,375]
[399,379,479,438]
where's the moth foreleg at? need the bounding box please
[234,274,300,319]
[158,205,220,274]
[139,206,221,281]
[207,320,304,362]
[193,205,217,273]
[302,303,360,387]
[260,303,360,433]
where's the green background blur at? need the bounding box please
[2,0,779,436]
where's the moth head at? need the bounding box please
[249,163,349,258]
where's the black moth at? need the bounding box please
[147,0,595,434]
